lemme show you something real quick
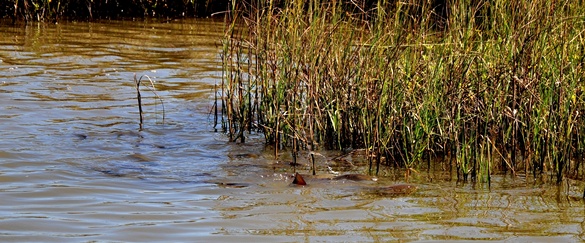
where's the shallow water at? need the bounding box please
[1,19,584,242]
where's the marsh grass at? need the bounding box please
[220,0,585,183]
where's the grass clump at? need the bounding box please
[219,0,585,183]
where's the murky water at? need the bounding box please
[1,19,585,242]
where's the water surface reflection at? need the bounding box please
[0,19,584,242]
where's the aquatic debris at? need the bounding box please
[292,172,307,185]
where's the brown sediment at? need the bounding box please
[333,174,377,181]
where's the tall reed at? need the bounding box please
[220,0,585,182]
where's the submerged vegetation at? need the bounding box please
[219,0,585,183]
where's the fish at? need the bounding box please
[332,174,377,181]
[373,184,418,196]
[292,172,307,185]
